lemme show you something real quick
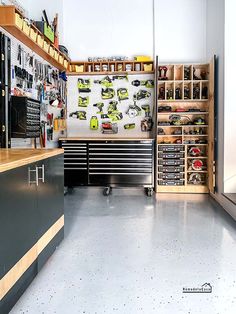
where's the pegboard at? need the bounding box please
[67,73,155,138]
[0,26,67,148]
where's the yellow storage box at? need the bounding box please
[29,27,37,42]
[134,56,152,62]
[22,20,30,36]
[15,13,23,30]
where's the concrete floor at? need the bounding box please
[11,188,236,314]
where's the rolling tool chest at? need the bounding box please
[59,139,154,196]
[11,96,41,138]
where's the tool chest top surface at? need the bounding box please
[0,149,64,173]
[59,137,154,142]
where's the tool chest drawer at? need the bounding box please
[158,145,184,152]
[158,166,185,173]
[158,159,185,166]
[158,173,184,180]
[158,180,185,186]
[158,152,185,159]
[60,141,88,185]
[88,141,153,185]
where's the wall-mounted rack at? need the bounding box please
[0,6,69,71]
[68,60,154,76]
[156,61,215,194]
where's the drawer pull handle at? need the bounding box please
[28,167,38,186]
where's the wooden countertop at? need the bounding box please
[59,137,154,141]
[0,149,64,173]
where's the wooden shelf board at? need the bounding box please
[0,24,67,70]
[158,125,208,128]
[67,71,155,76]
[184,135,208,137]
[187,171,208,173]
[158,100,208,102]
[187,156,208,159]
[157,185,209,193]
[158,112,209,115]
[158,80,209,83]
[157,134,182,137]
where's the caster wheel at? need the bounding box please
[103,187,111,196]
[146,188,154,197]
[67,187,74,194]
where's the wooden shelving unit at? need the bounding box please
[0,6,69,71]
[156,61,215,194]
[68,60,154,75]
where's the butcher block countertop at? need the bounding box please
[0,149,64,173]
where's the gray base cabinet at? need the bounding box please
[0,154,64,314]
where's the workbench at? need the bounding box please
[0,149,64,313]
[59,138,154,196]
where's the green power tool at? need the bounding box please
[133,90,151,101]
[94,76,113,87]
[117,88,129,102]
[101,88,115,100]
[124,123,135,130]
[132,80,154,88]
[78,78,91,93]
[93,102,104,114]
[107,101,118,114]
[90,116,99,130]
[78,96,89,107]
[141,104,151,117]
[141,105,153,132]
[69,111,87,120]
[112,75,128,81]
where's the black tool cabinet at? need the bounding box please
[11,96,41,138]
[59,139,154,196]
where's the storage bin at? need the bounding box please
[59,55,64,65]
[29,27,37,42]
[15,13,23,30]
[75,65,84,73]
[37,34,44,48]
[64,59,69,69]
[158,166,185,173]
[54,50,59,61]
[49,46,55,57]
[158,173,185,180]
[158,180,185,186]
[144,63,153,71]
[22,20,30,36]
[43,40,49,53]
[158,145,184,152]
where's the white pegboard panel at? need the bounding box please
[0,26,66,148]
[67,73,155,138]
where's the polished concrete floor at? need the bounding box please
[11,188,236,314]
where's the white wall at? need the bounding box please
[155,0,207,63]
[63,0,154,60]
[17,0,208,63]
[224,0,236,193]
[63,0,207,62]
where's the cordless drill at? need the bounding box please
[141,105,151,117]
[93,102,104,114]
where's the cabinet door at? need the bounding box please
[0,164,38,279]
[36,155,64,270]
[36,155,64,239]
